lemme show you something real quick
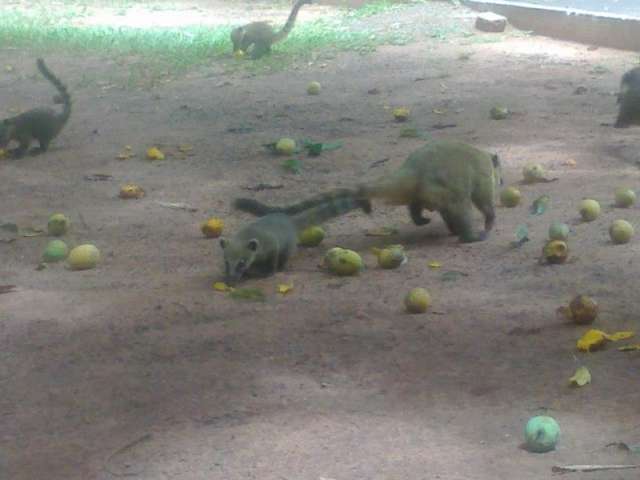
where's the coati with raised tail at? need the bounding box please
[220,191,370,284]
[0,58,71,158]
[230,0,312,59]
[615,66,640,128]
[235,140,502,244]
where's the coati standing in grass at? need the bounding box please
[357,140,503,243]
[230,0,312,59]
[220,191,370,284]
[235,141,502,244]
[614,66,640,128]
[0,58,71,158]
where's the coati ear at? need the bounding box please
[247,239,259,251]
[219,238,228,249]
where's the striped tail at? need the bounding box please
[273,0,312,44]
[37,58,71,126]
[291,192,370,230]
[234,188,370,217]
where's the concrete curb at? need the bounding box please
[462,0,640,51]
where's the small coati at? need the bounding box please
[0,58,71,158]
[614,66,640,128]
[230,0,312,59]
[235,141,503,244]
[220,191,370,284]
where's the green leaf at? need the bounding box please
[306,143,324,156]
[282,158,302,174]
[509,224,529,248]
[530,195,550,215]
[301,140,343,156]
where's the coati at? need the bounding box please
[230,0,312,59]
[233,188,370,216]
[234,140,503,244]
[614,66,640,128]
[0,58,71,158]
[220,191,370,284]
[358,140,503,243]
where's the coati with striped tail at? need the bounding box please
[221,191,370,284]
[614,66,640,128]
[0,58,71,158]
[230,0,312,60]
[235,140,502,244]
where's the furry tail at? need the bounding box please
[291,191,370,230]
[273,0,312,44]
[234,188,370,217]
[37,58,71,126]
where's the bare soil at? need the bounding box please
[1,2,640,479]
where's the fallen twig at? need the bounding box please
[369,158,389,169]
[243,183,284,192]
[104,433,152,477]
[156,201,198,212]
[552,464,640,474]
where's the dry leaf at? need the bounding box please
[618,344,640,352]
[0,148,6,158]
[119,184,145,199]
[605,331,635,342]
[277,283,293,295]
[564,159,577,167]
[156,201,197,212]
[432,108,447,115]
[116,146,134,160]
[569,366,591,387]
[577,329,635,351]
[213,282,232,292]
[147,147,165,160]
[177,144,193,153]
[577,329,608,352]
[428,261,442,269]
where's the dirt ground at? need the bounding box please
[2,2,640,479]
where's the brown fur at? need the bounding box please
[358,140,503,243]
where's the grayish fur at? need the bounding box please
[0,58,71,158]
[219,193,363,284]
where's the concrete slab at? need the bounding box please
[464,0,640,51]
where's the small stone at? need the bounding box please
[475,12,507,33]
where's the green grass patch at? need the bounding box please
[0,1,431,79]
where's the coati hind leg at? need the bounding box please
[471,179,496,235]
[408,201,431,226]
[439,202,486,243]
[31,136,51,155]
